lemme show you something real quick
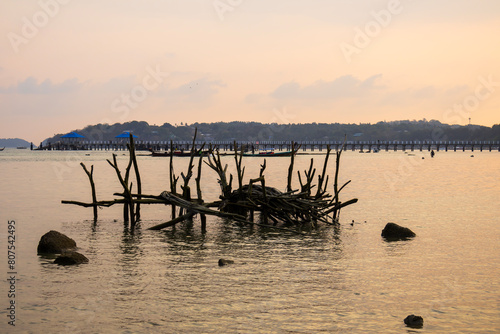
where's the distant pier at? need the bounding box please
[37,140,500,152]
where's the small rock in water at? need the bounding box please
[37,230,77,254]
[54,251,89,265]
[404,314,423,328]
[218,258,234,266]
[381,222,416,240]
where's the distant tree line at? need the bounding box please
[44,119,500,144]
[0,138,32,148]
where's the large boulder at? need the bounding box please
[404,314,423,328]
[381,223,416,240]
[37,230,77,254]
[54,251,89,265]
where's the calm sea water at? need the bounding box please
[0,148,499,333]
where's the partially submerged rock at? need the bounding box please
[37,230,77,254]
[54,251,89,265]
[381,223,416,240]
[404,314,423,328]
[218,258,234,266]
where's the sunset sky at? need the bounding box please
[1,0,499,143]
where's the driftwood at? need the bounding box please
[79,163,98,221]
[62,130,357,232]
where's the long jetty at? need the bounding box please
[40,140,500,152]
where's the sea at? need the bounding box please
[0,148,499,333]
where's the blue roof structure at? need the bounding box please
[115,132,138,138]
[61,131,85,138]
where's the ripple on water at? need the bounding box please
[2,152,499,332]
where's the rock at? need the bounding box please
[404,314,423,328]
[37,230,77,254]
[381,223,416,240]
[218,258,234,266]
[54,252,89,265]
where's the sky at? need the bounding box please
[1,0,499,143]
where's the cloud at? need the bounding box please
[270,74,383,100]
[158,78,226,104]
[412,86,436,99]
[376,83,478,113]
[97,75,138,93]
[0,77,82,94]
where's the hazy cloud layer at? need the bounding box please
[271,74,383,100]
[0,77,82,94]
[0,1,498,142]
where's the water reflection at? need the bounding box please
[383,238,415,257]
[120,225,144,254]
[28,205,411,332]
[159,216,206,242]
[116,225,146,284]
[6,151,498,332]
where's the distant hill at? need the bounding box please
[43,120,500,144]
[0,138,33,148]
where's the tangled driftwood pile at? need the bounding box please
[62,130,357,232]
